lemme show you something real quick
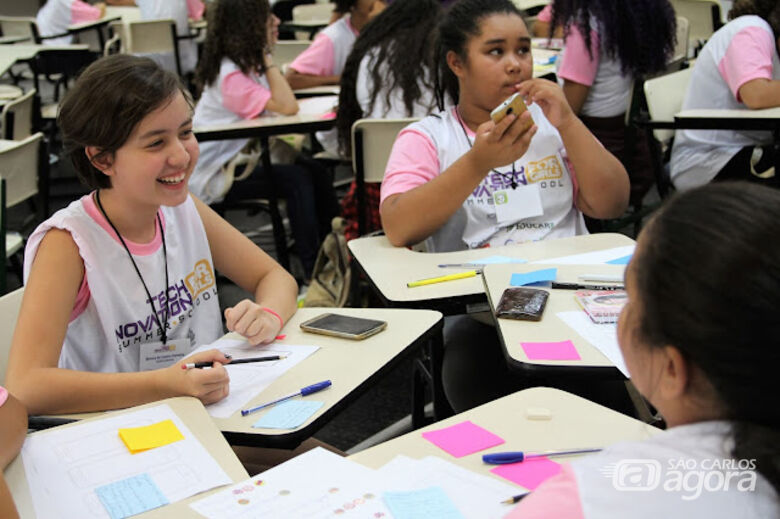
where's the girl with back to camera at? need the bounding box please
[380,0,629,411]
[508,182,780,518]
[6,55,298,415]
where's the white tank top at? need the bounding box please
[409,106,587,251]
[23,194,223,373]
[190,59,271,203]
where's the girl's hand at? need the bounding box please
[225,299,282,345]
[516,79,577,131]
[469,112,537,174]
[164,349,231,405]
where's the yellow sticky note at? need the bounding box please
[118,419,184,454]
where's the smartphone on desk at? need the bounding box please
[490,92,534,131]
[300,313,387,340]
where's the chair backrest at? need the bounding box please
[0,132,43,209]
[644,67,693,143]
[292,3,334,22]
[672,16,690,63]
[0,178,6,294]
[271,40,312,67]
[351,118,418,183]
[670,0,721,43]
[0,88,35,140]
[0,16,38,42]
[0,286,24,384]
[118,19,181,76]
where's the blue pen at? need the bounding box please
[483,448,602,464]
[241,380,332,416]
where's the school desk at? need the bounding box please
[279,20,329,40]
[0,44,89,77]
[350,386,659,489]
[104,6,142,24]
[5,397,249,519]
[67,15,121,52]
[293,85,341,98]
[29,308,446,448]
[348,233,635,316]
[193,102,336,270]
[482,263,627,379]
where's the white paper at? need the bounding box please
[296,95,338,116]
[190,447,391,519]
[191,337,320,418]
[532,245,635,265]
[376,455,522,518]
[556,311,629,377]
[21,404,231,519]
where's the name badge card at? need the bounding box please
[493,184,544,223]
[139,338,193,371]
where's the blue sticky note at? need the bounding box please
[510,268,558,286]
[95,473,169,519]
[383,487,464,519]
[251,400,324,429]
[606,254,633,265]
[467,255,527,265]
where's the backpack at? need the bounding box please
[303,217,352,307]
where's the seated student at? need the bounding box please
[671,0,780,190]
[36,0,105,46]
[5,54,298,416]
[508,182,780,518]
[336,0,444,240]
[380,0,629,411]
[133,0,206,76]
[0,387,27,519]
[191,0,339,280]
[284,0,382,90]
[552,0,676,206]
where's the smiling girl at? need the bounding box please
[6,55,298,415]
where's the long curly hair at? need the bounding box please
[337,0,442,156]
[729,0,780,36]
[549,0,676,78]
[195,0,270,92]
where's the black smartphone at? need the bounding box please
[299,313,388,340]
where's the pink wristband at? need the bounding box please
[262,307,284,330]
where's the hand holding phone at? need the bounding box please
[490,92,534,132]
[300,313,387,340]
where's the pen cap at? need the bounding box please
[482,452,526,464]
[301,380,331,395]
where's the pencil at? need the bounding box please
[501,493,529,504]
[407,270,479,288]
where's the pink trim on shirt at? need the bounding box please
[221,70,272,119]
[70,0,102,25]
[380,128,441,206]
[71,271,90,322]
[503,464,585,519]
[0,386,8,407]
[82,194,164,256]
[558,25,600,86]
[186,0,205,21]
[537,4,553,23]
[718,26,776,103]
[289,32,336,76]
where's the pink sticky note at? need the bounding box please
[320,111,337,120]
[490,457,562,490]
[521,340,581,361]
[421,420,504,458]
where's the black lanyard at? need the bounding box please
[456,106,518,189]
[95,190,171,345]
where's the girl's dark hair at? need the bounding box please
[549,0,676,78]
[337,0,442,156]
[729,0,780,37]
[635,182,780,493]
[57,55,189,190]
[196,0,270,91]
[335,0,358,14]
[434,0,521,110]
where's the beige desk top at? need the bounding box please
[293,85,340,96]
[0,44,89,77]
[68,16,120,33]
[348,233,634,305]
[676,107,780,119]
[5,397,249,519]
[482,263,626,368]
[104,6,142,23]
[351,387,659,485]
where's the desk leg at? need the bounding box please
[774,128,780,178]
[260,136,290,270]
[411,321,452,429]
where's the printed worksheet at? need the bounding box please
[530,245,635,265]
[556,311,629,377]
[191,337,319,418]
[21,404,231,519]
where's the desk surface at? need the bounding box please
[483,263,626,370]
[68,16,120,33]
[349,233,634,309]
[6,397,249,519]
[0,44,89,77]
[104,6,142,23]
[351,387,659,481]
[676,107,780,120]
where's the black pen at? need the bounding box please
[551,282,624,291]
[182,354,288,370]
[501,493,529,504]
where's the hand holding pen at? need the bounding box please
[166,349,231,405]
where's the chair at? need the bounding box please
[271,40,312,70]
[350,118,417,236]
[107,19,182,77]
[670,16,690,66]
[0,88,35,140]
[670,0,722,49]
[642,67,693,197]
[0,132,47,235]
[0,286,24,381]
[291,2,333,39]
[0,16,39,43]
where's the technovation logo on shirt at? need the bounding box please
[114,259,217,350]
